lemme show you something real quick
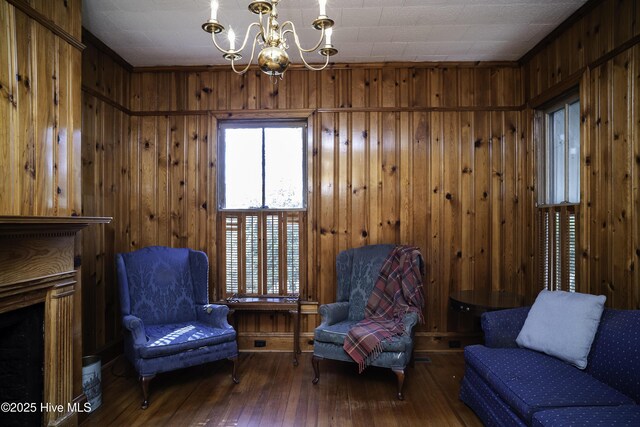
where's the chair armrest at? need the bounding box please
[319,302,350,326]
[122,314,147,346]
[196,304,233,330]
[402,311,420,335]
[481,307,530,348]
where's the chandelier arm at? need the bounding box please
[230,32,262,75]
[281,21,325,53]
[296,48,331,72]
[210,22,263,55]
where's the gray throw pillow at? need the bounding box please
[515,290,606,369]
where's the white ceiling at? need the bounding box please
[82,0,588,67]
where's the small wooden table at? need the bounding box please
[216,295,301,366]
[449,290,523,317]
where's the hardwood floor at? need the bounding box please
[81,352,481,427]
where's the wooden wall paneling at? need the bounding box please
[502,111,520,292]
[610,49,633,307]
[287,69,308,110]
[318,111,336,305]
[210,70,225,111]
[0,2,17,213]
[140,115,158,248]
[594,62,611,301]
[524,110,536,304]
[411,68,428,108]
[129,115,141,251]
[196,115,209,253]
[367,111,382,245]
[490,111,504,291]
[207,114,217,301]
[442,112,461,329]
[410,112,429,258]
[442,68,457,108]
[34,22,56,215]
[16,9,36,215]
[157,115,170,246]
[473,112,491,290]
[460,112,474,294]
[399,112,412,245]
[490,68,504,107]
[29,0,81,40]
[81,91,97,352]
[129,72,141,112]
[427,111,443,333]
[337,111,350,253]
[474,69,491,108]
[381,111,400,243]
[57,40,70,212]
[170,115,187,248]
[141,72,158,112]
[578,70,592,296]
[633,45,640,310]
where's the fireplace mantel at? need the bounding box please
[0,216,111,426]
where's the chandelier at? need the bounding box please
[202,0,337,78]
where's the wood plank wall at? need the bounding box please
[0,0,82,216]
[80,35,131,359]
[0,0,87,404]
[107,65,525,353]
[521,0,640,309]
[80,0,640,360]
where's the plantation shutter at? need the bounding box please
[220,211,305,297]
[537,206,577,292]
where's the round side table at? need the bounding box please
[449,290,523,317]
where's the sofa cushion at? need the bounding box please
[532,406,640,427]
[464,345,635,423]
[586,309,640,403]
[314,320,410,352]
[516,290,606,369]
[139,321,236,358]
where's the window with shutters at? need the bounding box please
[218,121,306,297]
[535,93,580,292]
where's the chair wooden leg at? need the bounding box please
[392,368,405,401]
[229,356,239,384]
[312,355,321,384]
[140,375,155,409]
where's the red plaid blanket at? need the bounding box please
[343,246,425,372]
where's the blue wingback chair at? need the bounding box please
[312,244,423,400]
[116,246,238,409]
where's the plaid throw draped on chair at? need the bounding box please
[343,246,425,372]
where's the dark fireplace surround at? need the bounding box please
[0,304,44,427]
[0,217,109,427]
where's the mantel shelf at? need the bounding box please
[0,216,112,235]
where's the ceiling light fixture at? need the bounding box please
[202,0,337,79]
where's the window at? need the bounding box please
[536,94,580,292]
[218,121,306,297]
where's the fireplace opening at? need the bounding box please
[0,304,44,427]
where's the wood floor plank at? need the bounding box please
[81,352,480,427]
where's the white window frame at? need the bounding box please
[535,91,580,292]
[217,120,307,297]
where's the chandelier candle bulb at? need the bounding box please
[326,27,332,45]
[319,0,327,17]
[210,0,218,20]
[228,28,235,50]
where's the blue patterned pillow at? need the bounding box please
[516,290,606,369]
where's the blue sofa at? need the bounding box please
[460,307,640,426]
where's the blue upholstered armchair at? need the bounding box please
[312,244,423,400]
[116,246,238,409]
